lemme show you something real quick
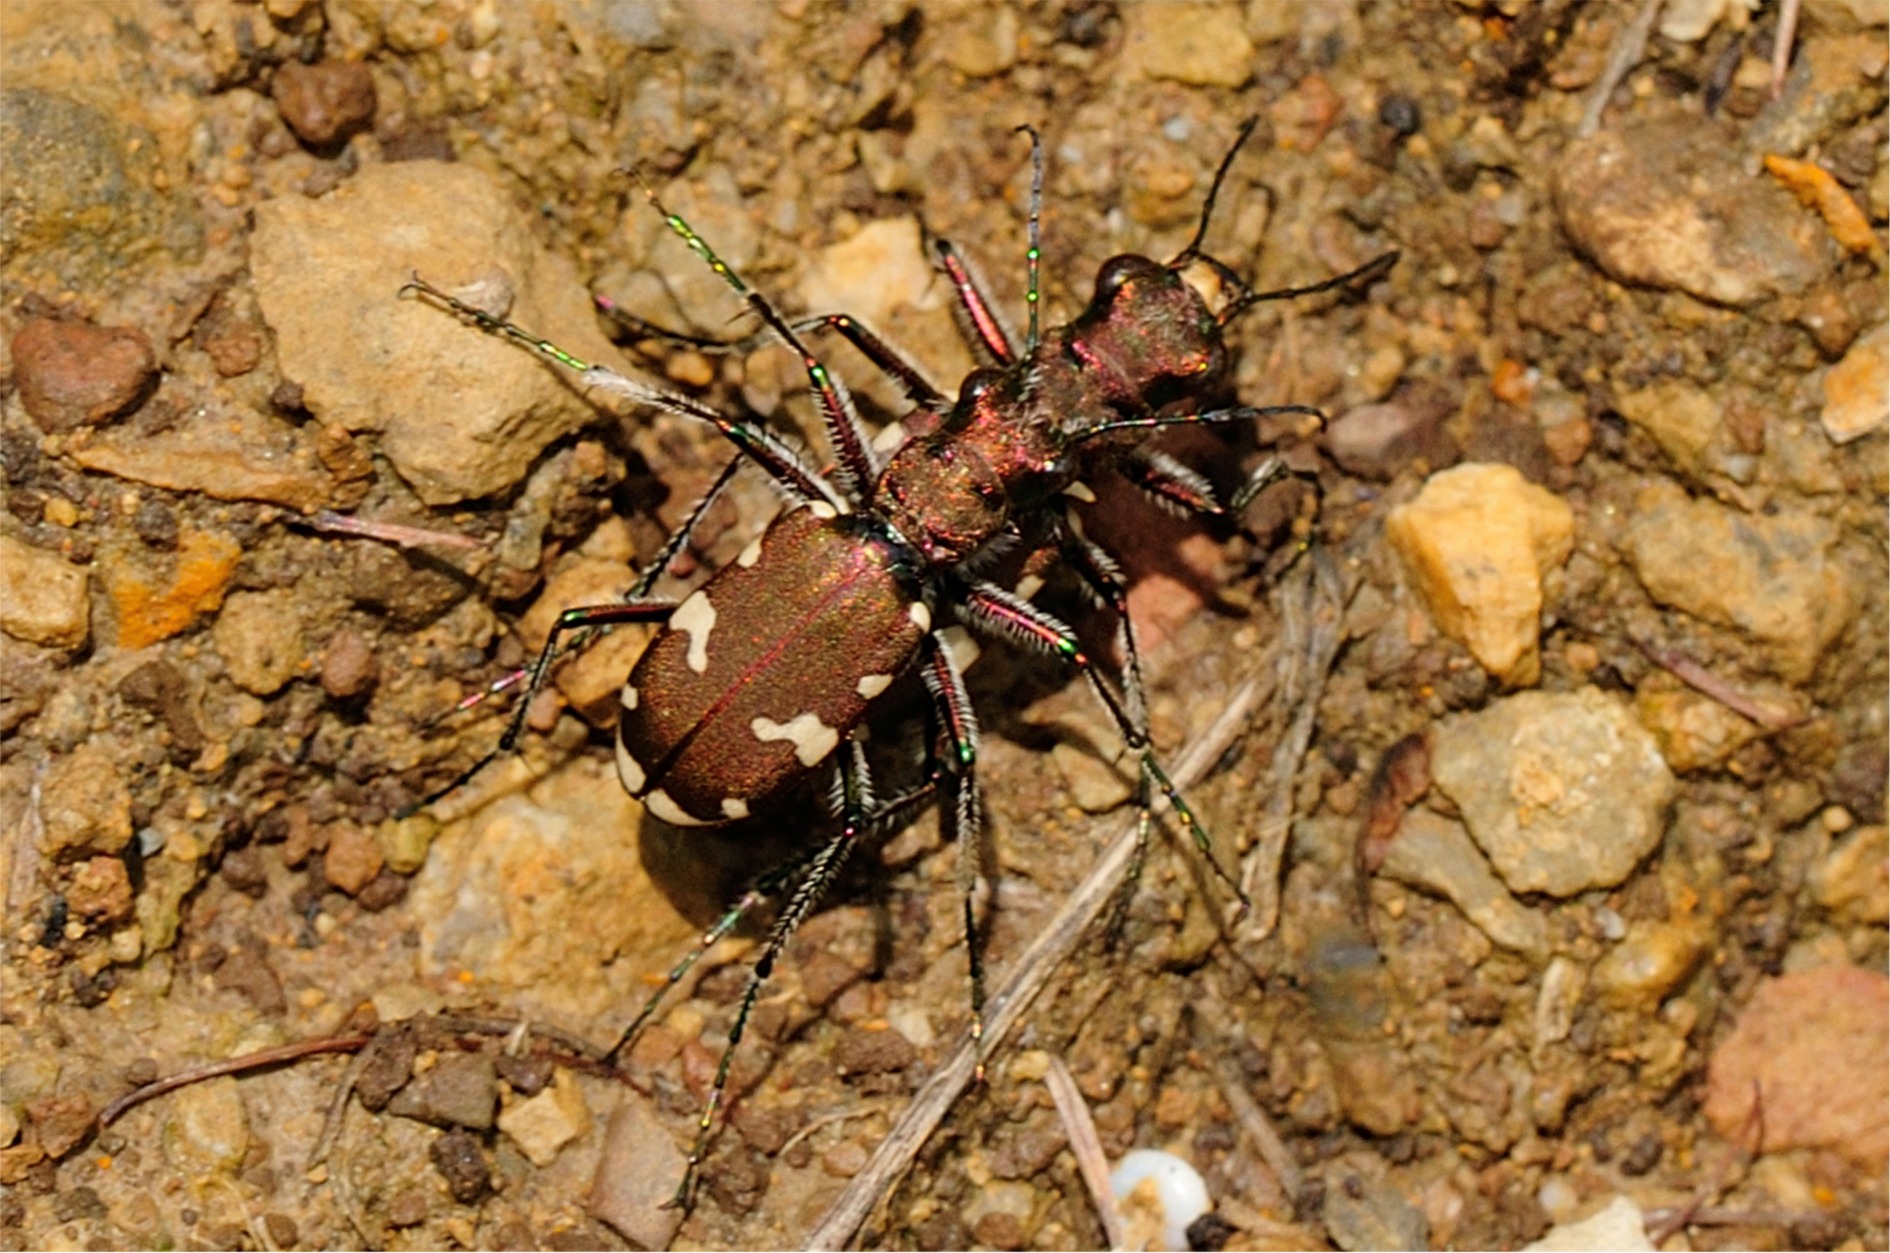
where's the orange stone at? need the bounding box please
[107,529,242,649]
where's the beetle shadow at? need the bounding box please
[631,772,916,939]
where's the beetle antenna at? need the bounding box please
[1172,115,1259,267]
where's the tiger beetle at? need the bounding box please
[403,117,1396,1209]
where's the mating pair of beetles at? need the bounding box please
[408,118,1395,1206]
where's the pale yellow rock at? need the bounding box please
[212,588,305,696]
[1121,3,1256,87]
[1385,463,1575,685]
[0,532,89,649]
[498,1068,591,1167]
[161,1076,248,1174]
[1634,687,1761,771]
[1614,379,1718,477]
[251,160,621,505]
[1811,825,1888,926]
[1621,480,1858,684]
[1821,322,1887,444]
[1593,917,1712,1012]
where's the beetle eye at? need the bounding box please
[957,368,999,405]
[1094,255,1147,302]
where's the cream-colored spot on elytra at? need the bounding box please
[856,673,893,699]
[1062,480,1097,503]
[620,683,639,711]
[720,797,751,820]
[736,536,765,568]
[908,601,932,632]
[808,501,839,520]
[671,590,717,674]
[613,735,647,794]
[644,788,706,827]
[751,712,841,767]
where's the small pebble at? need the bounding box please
[589,1100,686,1250]
[353,1031,417,1111]
[496,1068,591,1167]
[213,588,306,696]
[356,868,410,912]
[387,1052,497,1131]
[1325,400,1455,481]
[1430,687,1675,897]
[428,1128,492,1204]
[1820,321,1887,444]
[320,628,379,699]
[1121,4,1255,87]
[161,1077,248,1173]
[821,1138,869,1177]
[1322,1160,1430,1252]
[272,59,376,147]
[1592,918,1710,1012]
[1386,462,1573,686]
[39,741,134,861]
[212,947,287,1016]
[1620,480,1857,684]
[11,316,158,433]
[0,532,90,650]
[65,856,133,925]
[1554,122,1826,306]
[324,824,385,896]
[385,1188,428,1228]
[1704,964,1889,1169]
[1523,1195,1652,1252]
[26,1092,96,1160]
[218,845,269,898]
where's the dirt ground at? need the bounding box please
[2,1,1886,1250]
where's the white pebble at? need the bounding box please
[1110,1149,1209,1252]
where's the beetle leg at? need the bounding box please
[439,452,748,727]
[597,298,949,416]
[634,184,883,502]
[669,740,875,1210]
[916,634,988,1079]
[402,274,845,512]
[933,236,1017,365]
[603,852,812,1069]
[955,580,1252,915]
[1121,446,1231,518]
[1054,523,1161,943]
[398,596,677,817]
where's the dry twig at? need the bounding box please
[307,509,482,552]
[1579,0,1666,137]
[97,1034,374,1128]
[1632,634,1807,730]
[1044,1055,1126,1250]
[1242,552,1353,938]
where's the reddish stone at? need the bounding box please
[1705,964,1889,1170]
[12,317,157,433]
[271,60,376,148]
